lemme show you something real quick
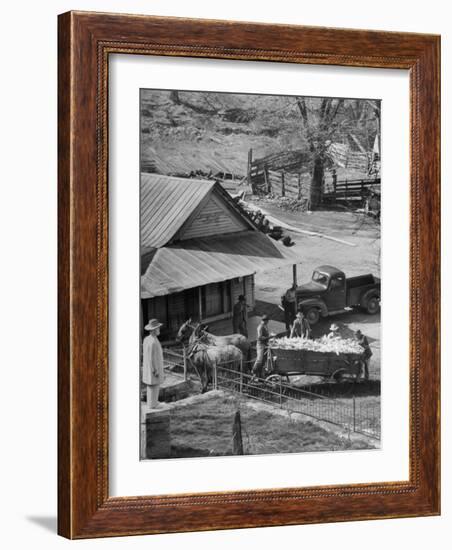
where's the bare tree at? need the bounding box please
[295,97,345,208]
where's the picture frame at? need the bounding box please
[58,10,440,539]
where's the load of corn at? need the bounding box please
[270,335,363,355]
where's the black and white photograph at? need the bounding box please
[140,88,381,460]
[1,0,445,545]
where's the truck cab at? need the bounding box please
[283,265,380,325]
[311,266,347,311]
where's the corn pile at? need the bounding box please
[270,336,363,355]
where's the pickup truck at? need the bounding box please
[283,265,380,325]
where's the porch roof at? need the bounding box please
[141,231,300,298]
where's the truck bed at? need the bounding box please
[347,274,379,287]
[346,274,380,306]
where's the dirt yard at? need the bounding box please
[166,392,374,458]
[249,203,381,380]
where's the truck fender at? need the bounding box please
[298,298,328,317]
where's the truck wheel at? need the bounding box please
[365,295,380,314]
[305,307,320,325]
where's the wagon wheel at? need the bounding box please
[263,349,274,377]
[331,368,346,382]
[265,374,282,388]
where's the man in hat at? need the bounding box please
[327,323,340,339]
[281,284,297,336]
[232,294,248,337]
[142,318,165,409]
[252,314,274,379]
[290,310,311,339]
[355,329,372,380]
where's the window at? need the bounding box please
[312,271,329,287]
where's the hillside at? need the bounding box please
[140,90,379,179]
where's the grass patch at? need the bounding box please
[168,394,374,458]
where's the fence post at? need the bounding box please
[332,170,337,201]
[239,358,243,394]
[247,148,253,188]
[232,411,244,455]
[183,346,188,381]
[353,394,356,432]
[279,376,283,408]
[281,171,285,197]
[214,363,218,390]
[263,165,270,193]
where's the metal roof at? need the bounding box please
[141,231,300,298]
[141,173,215,248]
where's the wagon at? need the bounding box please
[265,346,364,382]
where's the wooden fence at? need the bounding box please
[250,165,311,199]
[322,177,381,203]
[248,148,311,196]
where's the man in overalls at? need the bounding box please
[355,329,372,380]
[252,314,272,379]
[232,295,248,337]
[290,311,311,338]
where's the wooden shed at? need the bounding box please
[140,173,300,340]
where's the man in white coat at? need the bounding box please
[142,319,165,409]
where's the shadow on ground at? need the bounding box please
[26,516,57,533]
[291,378,381,398]
[253,299,285,323]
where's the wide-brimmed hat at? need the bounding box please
[144,318,163,331]
[329,323,339,331]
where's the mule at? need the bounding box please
[190,323,251,368]
[187,338,243,393]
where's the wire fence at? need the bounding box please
[161,347,380,441]
[214,359,381,441]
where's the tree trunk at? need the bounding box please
[310,156,324,208]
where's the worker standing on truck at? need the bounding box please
[252,314,274,379]
[355,329,372,380]
[327,323,340,339]
[290,311,311,339]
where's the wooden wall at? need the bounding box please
[266,170,311,200]
[142,275,255,339]
[231,275,255,309]
[251,167,311,200]
[181,192,248,240]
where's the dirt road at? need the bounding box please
[252,205,381,379]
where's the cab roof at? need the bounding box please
[315,265,345,277]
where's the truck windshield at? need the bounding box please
[312,271,329,287]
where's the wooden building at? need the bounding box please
[141,173,299,340]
